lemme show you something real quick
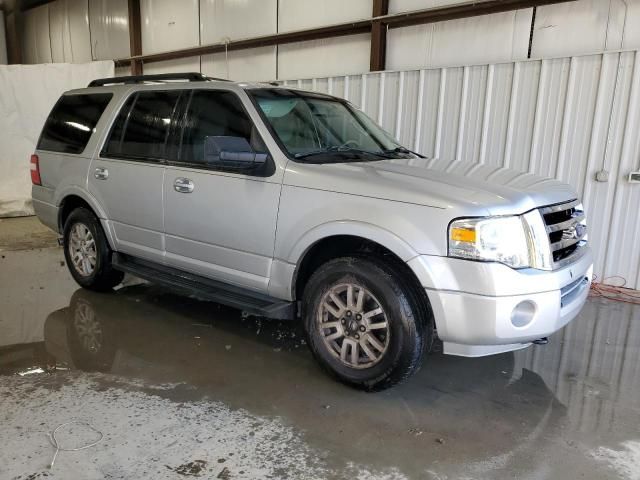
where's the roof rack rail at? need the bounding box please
[87,72,230,87]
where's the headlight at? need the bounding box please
[448,216,531,268]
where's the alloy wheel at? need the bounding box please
[317,282,390,369]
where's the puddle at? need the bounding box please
[1,268,640,479]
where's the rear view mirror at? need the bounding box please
[204,136,268,169]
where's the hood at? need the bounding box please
[284,157,577,216]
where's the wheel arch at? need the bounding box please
[57,189,116,249]
[289,222,422,302]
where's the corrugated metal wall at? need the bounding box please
[282,50,640,290]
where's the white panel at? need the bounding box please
[531,1,611,58]
[67,0,93,62]
[289,50,640,289]
[200,0,277,43]
[89,0,130,60]
[202,46,276,81]
[22,5,52,64]
[49,1,70,63]
[143,56,201,75]
[389,0,466,14]
[49,0,92,63]
[278,34,370,80]
[278,0,371,32]
[115,65,131,76]
[0,11,7,65]
[622,0,640,50]
[387,24,429,70]
[141,0,199,55]
[387,9,532,70]
[0,62,115,217]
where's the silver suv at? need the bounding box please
[32,72,593,390]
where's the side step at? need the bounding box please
[112,253,295,320]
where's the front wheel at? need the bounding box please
[302,257,430,391]
[63,208,124,291]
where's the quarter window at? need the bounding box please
[38,93,113,154]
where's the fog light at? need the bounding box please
[511,301,536,328]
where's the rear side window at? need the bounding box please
[103,91,181,160]
[103,94,135,155]
[37,93,113,154]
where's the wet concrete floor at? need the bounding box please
[1,220,639,479]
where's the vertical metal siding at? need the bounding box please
[283,50,640,290]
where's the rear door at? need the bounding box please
[89,89,182,262]
[163,89,282,293]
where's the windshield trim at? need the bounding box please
[246,87,405,164]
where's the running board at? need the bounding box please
[112,253,295,320]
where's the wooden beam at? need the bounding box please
[115,20,372,68]
[370,0,389,72]
[115,0,575,69]
[127,0,143,75]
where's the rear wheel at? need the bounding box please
[63,208,123,291]
[302,256,430,391]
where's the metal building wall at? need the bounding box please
[282,50,640,290]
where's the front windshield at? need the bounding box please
[249,88,408,161]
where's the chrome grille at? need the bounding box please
[539,199,587,268]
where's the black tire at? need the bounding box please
[63,208,124,291]
[302,256,431,391]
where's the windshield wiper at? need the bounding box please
[383,146,426,158]
[294,146,396,160]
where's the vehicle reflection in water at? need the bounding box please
[514,297,640,435]
[3,284,639,477]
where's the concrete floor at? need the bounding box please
[1,217,639,479]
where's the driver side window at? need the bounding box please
[179,90,267,166]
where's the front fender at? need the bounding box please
[286,221,420,265]
[268,220,422,301]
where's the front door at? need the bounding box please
[89,89,183,263]
[163,89,282,293]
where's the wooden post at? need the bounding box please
[370,0,389,72]
[128,0,142,75]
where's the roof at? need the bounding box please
[64,72,341,101]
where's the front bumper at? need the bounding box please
[409,247,593,357]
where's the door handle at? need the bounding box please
[94,167,108,180]
[174,177,194,193]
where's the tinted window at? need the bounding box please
[38,93,112,154]
[103,94,136,155]
[105,91,181,160]
[179,90,266,164]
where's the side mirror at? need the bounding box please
[204,136,268,169]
